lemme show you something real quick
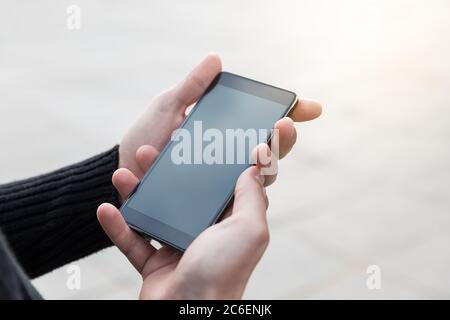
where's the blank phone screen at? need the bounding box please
[127,82,290,238]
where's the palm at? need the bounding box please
[138,205,262,300]
[137,206,231,299]
[138,247,181,299]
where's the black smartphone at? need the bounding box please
[120,72,297,251]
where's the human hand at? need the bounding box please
[98,144,275,299]
[118,53,322,195]
[102,53,323,298]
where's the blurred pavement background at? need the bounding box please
[1,0,450,299]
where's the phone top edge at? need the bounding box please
[219,71,298,104]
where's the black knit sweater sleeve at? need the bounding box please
[0,146,120,279]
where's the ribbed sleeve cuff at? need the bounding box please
[0,146,120,278]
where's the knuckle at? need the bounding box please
[292,128,298,144]
[250,223,270,246]
[229,213,270,247]
[189,73,207,91]
[260,226,270,245]
[233,183,246,199]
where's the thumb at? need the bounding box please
[232,166,268,222]
[171,53,222,108]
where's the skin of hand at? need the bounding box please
[98,152,272,299]
[97,53,322,299]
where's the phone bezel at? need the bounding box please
[120,71,298,251]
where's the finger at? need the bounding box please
[136,145,160,173]
[232,166,268,221]
[218,199,234,221]
[274,117,297,159]
[112,168,139,202]
[141,246,182,278]
[252,144,279,187]
[97,203,156,273]
[288,99,322,122]
[229,167,270,250]
[172,52,222,108]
